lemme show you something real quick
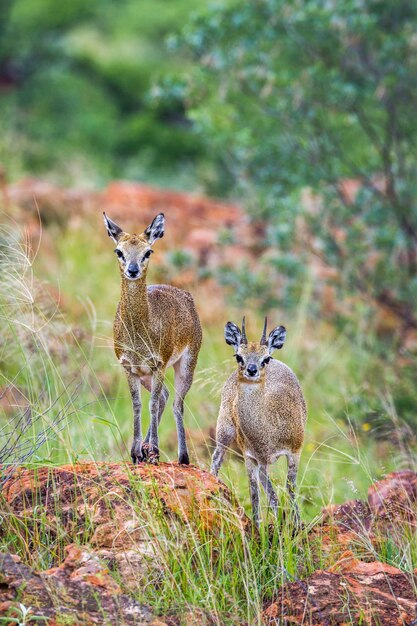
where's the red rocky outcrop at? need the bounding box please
[0,462,245,624]
[1,462,247,546]
[263,551,417,626]
[313,470,417,559]
[0,547,164,625]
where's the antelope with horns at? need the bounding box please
[103,212,202,465]
[211,317,306,527]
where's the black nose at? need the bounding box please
[127,263,139,277]
[247,364,258,376]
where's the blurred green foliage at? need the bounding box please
[0,0,223,187]
[175,0,417,328]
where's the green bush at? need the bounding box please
[0,0,220,185]
[174,0,417,331]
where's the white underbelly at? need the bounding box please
[119,354,153,376]
[119,347,186,375]
[244,448,289,466]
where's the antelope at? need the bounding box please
[211,317,306,527]
[103,212,202,465]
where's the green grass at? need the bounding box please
[1,213,417,623]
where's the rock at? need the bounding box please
[309,499,373,562]
[311,471,417,559]
[321,499,373,534]
[0,462,248,592]
[45,544,121,593]
[96,546,163,592]
[367,470,417,550]
[0,550,159,625]
[0,459,238,624]
[368,470,417,522]
[1,462,245,538]
[327,550,401,576]
[263,551,417,626]
[308,523,362,563]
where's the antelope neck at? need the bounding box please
[120,273,150,325]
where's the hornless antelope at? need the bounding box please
[103,212,202,465]
[211,317,306,527]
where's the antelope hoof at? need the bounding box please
[131,440,143,464]
[140,442,160,465]
[178,451,190,465]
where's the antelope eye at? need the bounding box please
[115,249,125,261]
[143,249,153,260]
[235,354,244,365]
[261,356,271,367]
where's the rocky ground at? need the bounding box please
[0,463,416,624]
[263,554,417,626]
[0,463,246,625]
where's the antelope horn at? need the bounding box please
[260,316,268,345]
[241,316,248,344]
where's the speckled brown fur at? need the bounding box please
[212,320,306,527]
[104,212,202,465]
[220,356,306,464]
[114,272,201,372]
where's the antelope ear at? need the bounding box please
[267,326,286,354]
[224,321,242,350]
[144,213,165,244]
[103,212,124,243]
